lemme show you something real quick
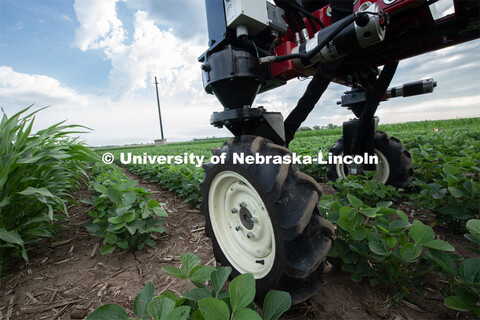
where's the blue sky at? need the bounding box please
[0,0,479,146]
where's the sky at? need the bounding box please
[0,0,479,146]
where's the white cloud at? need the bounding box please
[73,0,126,51]
[0,66,89,107]
[60,14,73,22]
[0,66,225,146]
[107,10,205,96]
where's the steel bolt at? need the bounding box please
[235,225,242,231]
[250,217,258,223]
[240,202,247,208]
[231,208,238,214]
[247,232,255,239]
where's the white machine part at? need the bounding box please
[224,0,269,36]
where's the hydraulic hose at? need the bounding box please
[266,12,359,63]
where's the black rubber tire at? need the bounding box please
[200,136,334,305]
[326,130,413,188]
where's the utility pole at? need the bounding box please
[154,76,164,140]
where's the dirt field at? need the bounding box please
[0,172,469,320]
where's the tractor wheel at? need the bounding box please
[326,130,413,188]
[200,136,334,304]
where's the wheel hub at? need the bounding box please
[239,207,254,230]
[208,170,275,278]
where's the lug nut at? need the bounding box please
[250,217,258,223]
[231,208,238,214]
[247,232,255,239]
[235,225,242,231]
[240,202,247,208]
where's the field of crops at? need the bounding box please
[94,117,480,317]
[1,113,479,319]
[99,117,480,208]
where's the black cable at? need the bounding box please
[284,11,299,34]
[306,15,317,33]
[287,0,325,29]
[272,13,359,63]
[291,8,306,31]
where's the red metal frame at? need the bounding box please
[269,0,479,87]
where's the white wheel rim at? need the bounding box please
[208,171,275,278]
[336,149,390,184]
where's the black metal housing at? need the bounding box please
[202,45,261,110]
[211,107,285,145]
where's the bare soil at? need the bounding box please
[0,172,471,320]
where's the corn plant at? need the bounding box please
[0,107,98,275]
[87,253,292,320]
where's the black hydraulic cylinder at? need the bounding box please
[387,78,437,98]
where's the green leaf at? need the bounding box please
[211,267,231,295]
[232,308,261,320]
[350,228,367,241]
[152,206,168,217]
[262,290,292,320]
[426,249,457,276]
[388,220,410,232]
[347,194,363,209]
[181,288,212,301]
[158,291,178,303]
[198,298,230,320]
[448,187,464,198]
[443,164,460,175]
[351,273,363,282]
[409,220,434,244]
[0,228,24,246]
[101,245,115,255]
[148,297,175,320]
[229,273,255,313]
[466,219,480,240]
[369,240,389,256]
[339,206,355,220]
[113,222,126,231]
[359,207,380,218]
[190,265,216,282]
[93,183,108,195]
[107,188,123,204]
[460,258,480,285]
[454,287,478,307]
[107,216,123,224]
[86,303,128,320]
[165,306,191,320]
[423,240,455,251]
[147,198,161,208]
[400,243,422,262]
[134,282,155,319]
[376,201,393,208]
[444,296,471,312]
[163,267,188,279]
[180,253,201,273]
[192,309,206,320]
[122,192,137,207]
[384,236,398,248]
[396,210,409,222]
[104,233,118,245]
[123,212,136,223]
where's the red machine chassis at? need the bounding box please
[270,0,479,87]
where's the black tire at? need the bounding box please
[326,130,413,188]
[200,136,334,305]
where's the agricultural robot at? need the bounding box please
[198,0,479,304]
